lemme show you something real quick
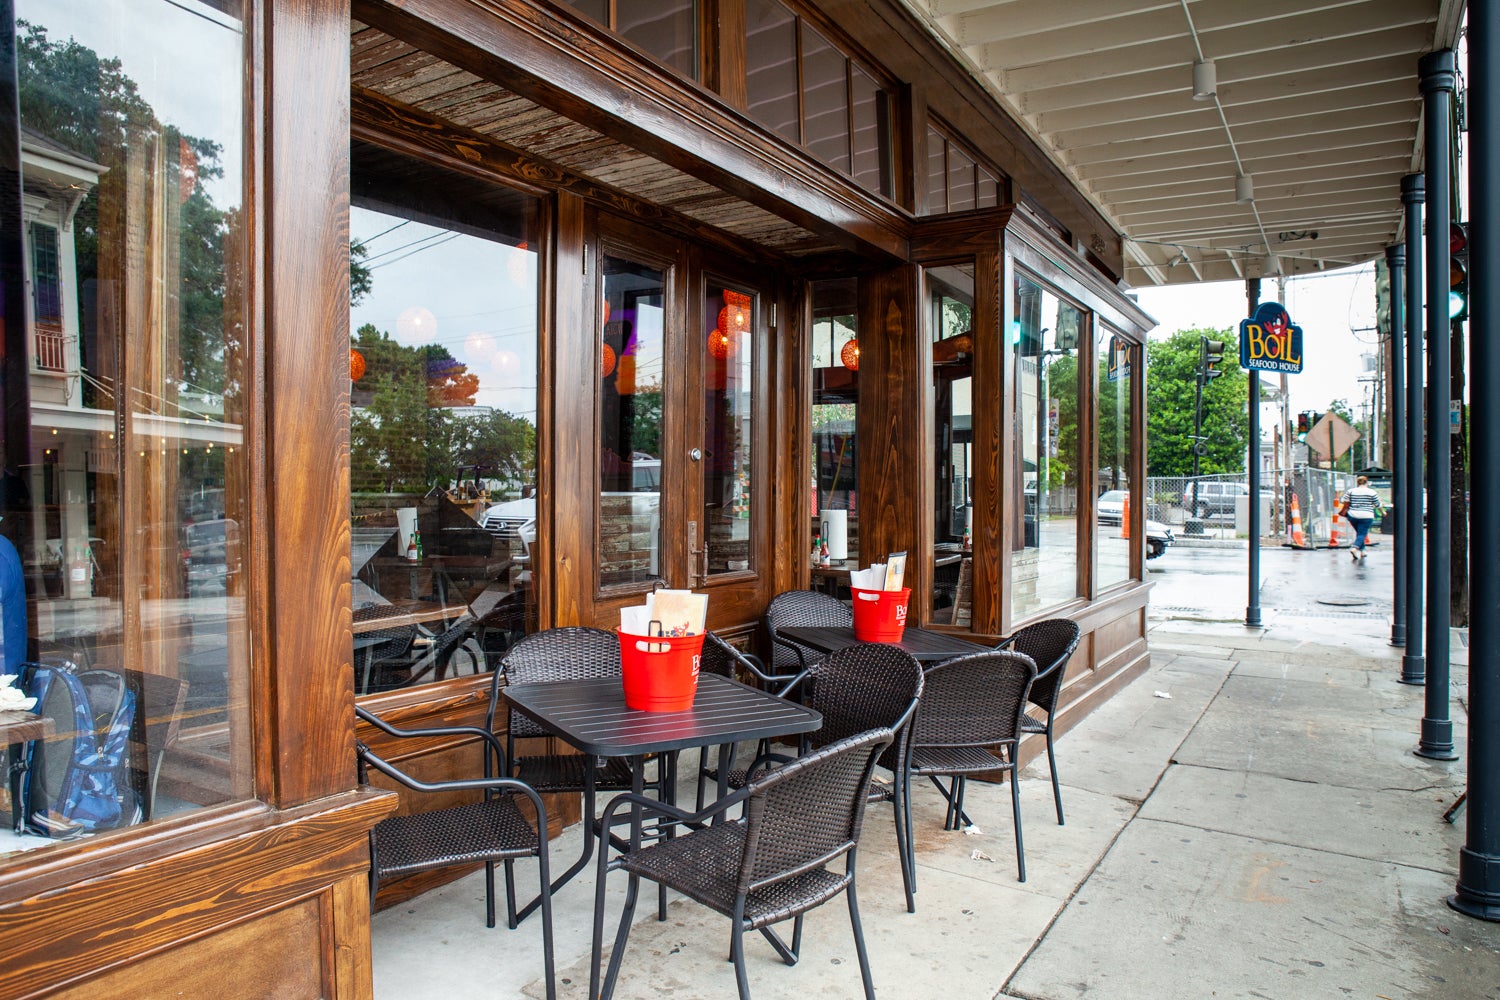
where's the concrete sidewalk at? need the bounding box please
[372,614,1498,999]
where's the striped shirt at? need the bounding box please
[1343,486,1381,520]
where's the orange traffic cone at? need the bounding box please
[1289,493,1307,548]
[1121,494,1131,539]
[1327,495,1345,548]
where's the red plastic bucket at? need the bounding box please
[619,631,705,712]
[851,587,911,642]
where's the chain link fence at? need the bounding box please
[1145,468,1369,546]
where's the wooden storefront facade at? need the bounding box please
[0,0,1152,994]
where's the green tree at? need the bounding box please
[19,21,233,399]
[1146,328,1253,476]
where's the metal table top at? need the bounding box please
[777,624,992,663]
[502,673,823,758]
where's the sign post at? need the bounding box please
[1238,300,1303,629]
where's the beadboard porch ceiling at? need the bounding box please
[899,0,1466,287]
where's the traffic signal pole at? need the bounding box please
[1416,49,1456,761]
[1452,2,1500,920]
[1246,280,1262,628]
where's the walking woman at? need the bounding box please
[1341,475,1383,561]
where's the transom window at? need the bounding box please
[746,0,893,198]
[924,122,1004,215]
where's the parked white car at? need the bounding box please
[1145,519,1172,559]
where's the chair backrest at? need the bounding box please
[913,650,1036,748]
[1001,618,1080,714]
[492,626,620,737]
[738,727,893,894]
[765,589,853,673]
[805,642,924,748]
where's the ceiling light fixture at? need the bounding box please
[1192,59,1217,101]
[1235,174,1255,204]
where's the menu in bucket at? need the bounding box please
[621,589,708,648]
[849,551,907,592]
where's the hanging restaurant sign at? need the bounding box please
[1238,302,1304,374]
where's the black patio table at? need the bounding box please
[777,624,992,664]
[503,672,823,919]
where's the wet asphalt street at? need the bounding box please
[1148,535,1397,625]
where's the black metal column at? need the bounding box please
[1246,279,1262,627]
[1387,244,1407,648]
[1417,50,1457,760]
[1401,175,1426,685]
[1451,4,1500,921]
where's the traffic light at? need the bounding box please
[1450,222,1469,322]
[1296,412,1309,442]
[1202,338,1226,381]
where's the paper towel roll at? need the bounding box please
[396,507,417,554]
[823,510,848,561]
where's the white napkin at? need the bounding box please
[0,675,36,712]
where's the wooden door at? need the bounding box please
[583,216,774,629]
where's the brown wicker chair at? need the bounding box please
[694,631,809,810]
[487,626,671,922]
[909,649,1037,881]
[591,727,895,1000]
[487,626,640,797]
[354,706,557,1000]
[749,642,925,913]
[764,589,852,675]
[996,617,1081,824]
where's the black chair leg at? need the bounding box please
[1044,725,1064,825]
[484,860,496,929]
[504,859,518,929]
[891,770,915,913]
[731,903,752,1000]
[536,849,557,1000]
[597,872,642,1000]
[846,877,877,1000]
[1009,761,1026,883]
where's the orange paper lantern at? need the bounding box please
[708,327,734,359]
[601,342,617,379]
[840,338,860,371]
[350,348,366,381]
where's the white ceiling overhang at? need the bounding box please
[899,0,1466,287]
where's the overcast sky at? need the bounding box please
[1132,262,1384,421]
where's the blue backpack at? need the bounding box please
[11,662,140,838]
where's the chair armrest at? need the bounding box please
[993,633,1018,651]
[357,744,548,827]
[742,749,797,784]
[599,786,753,837]
[355,706,508,776]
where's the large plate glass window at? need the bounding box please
[927,265,975,624]
[349,142,541,693]
[1096,328,1135,590]
[2,0,251,854]
[1011,273,1086,618]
